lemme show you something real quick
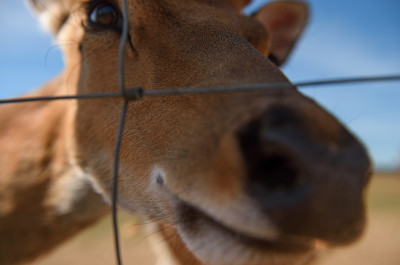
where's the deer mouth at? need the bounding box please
[174,199,316,265]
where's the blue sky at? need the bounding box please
[0,0,399,170]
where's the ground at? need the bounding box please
[32,173,400,265]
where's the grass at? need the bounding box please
[367,172,400,213]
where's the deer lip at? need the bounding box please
[176,199,315,253]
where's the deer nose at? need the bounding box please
[237,104,370,244]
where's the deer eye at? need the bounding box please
[89,2,119,26]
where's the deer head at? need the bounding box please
[27,0,370,264]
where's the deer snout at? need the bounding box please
[237,102,371,245]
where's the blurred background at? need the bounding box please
[0,0,399,264]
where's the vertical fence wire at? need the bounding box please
[112,0,131,264]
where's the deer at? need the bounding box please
[0,0,371,264]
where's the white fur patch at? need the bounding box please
[27,0,69,34]
[151,166,167,186]
[48,167,98,215]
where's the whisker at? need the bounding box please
[133,216,172,226]
[345,108,372,125]
[64,44,100,93]
[131,221,178,250]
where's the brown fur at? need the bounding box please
[0,78,108,265]
[0,1,370,265]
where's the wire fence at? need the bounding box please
[3,75,400,105]
[1,0,400,265]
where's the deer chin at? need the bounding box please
[173,199,316,265]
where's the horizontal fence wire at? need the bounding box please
[1,75,400,105]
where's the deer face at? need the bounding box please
[29,0,370,264]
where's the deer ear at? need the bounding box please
[26,0,71,35]
[254,1,308,66]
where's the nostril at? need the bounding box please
[236,106,311,208]
[254,153,299,191]
[236,105,303,192]
[245,146,310,209]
